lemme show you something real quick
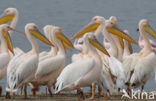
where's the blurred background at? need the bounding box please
[0,0,156,94]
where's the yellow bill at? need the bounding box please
[56,31,74,50]
[145,25,156,39]
[128,42,133,54]
[62,42,72,51]
[2,30,14,55]
[71,22,100,40]
[0,13,13,24]
[119,37,124,49]
[29,29,54,46]
[106,26,137,45]
[89,37,110,57]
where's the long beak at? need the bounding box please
[89,37,110,57]
[9,27,25,34]
[71,22,100,40]
[145,25,156,39]
[118,37,124,49]
[106,26,137,45]
[2,31,14,55]
[56,31,74,50]
[128,42,133,54]
[62,42,72,51]
[29,28,54,46]
[0,13,13,24]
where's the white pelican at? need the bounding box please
[71,16,137,98]
[137,29,156,84]
[55,32,110,100]
[0,24,14,96]
[6,23,53,99]
[0,8,24,55]
[30,25,73,96]
[124,19,156,93]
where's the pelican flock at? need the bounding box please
[0,7,155,100]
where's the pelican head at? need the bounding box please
[109,16,118,26]
[139,19,156,39]
[24,23,54,46]
[71,16,105,40]
[44,25,73,51]
[83,32,110,56]
[0,24,14,54]
[0,8,17,24]
[71,16,137,45]
[105,20,137,45]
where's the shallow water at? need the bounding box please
[0,0,156,94]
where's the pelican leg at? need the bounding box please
[141,79,147,93]
[47,85,52,97]
[31,87,36,96]
[103,92,109,100]
[0,85,2,96]
[126,87,132,96]
[90,82,96,100]
[24,84,28,99]
[89,85,92,95]
[45,87,47,96]
[118,88,120,93]
[73,85,85,100]
[5,92,11,99]
[98,85,103,97]
[31,84,39,96]
[19,86,23,95]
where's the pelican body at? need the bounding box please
[6,23,53,98]
[0,24,14,96]
[30,25,73,96]
[124,19,156,92]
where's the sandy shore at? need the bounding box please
[0,93,155,101]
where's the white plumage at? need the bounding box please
[56,55,94,93]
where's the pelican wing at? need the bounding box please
[6,54,38,92]
[55,55,95,93]
[35,55,65,78]
[108,56,126,88]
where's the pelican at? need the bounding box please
[0,8,24,55]
[124,19,156,93]
[71,16,137,98]
[30,25,73,96]
[137,29,156,84]
[55,32,110,100]
[6,23,53,99]
[0,24,14,96]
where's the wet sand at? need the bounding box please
[0,93,155,101]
